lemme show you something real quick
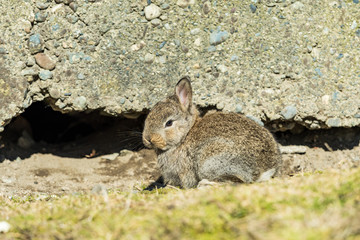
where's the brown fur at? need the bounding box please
[143,77,282,188]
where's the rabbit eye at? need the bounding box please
[165,120,173,127]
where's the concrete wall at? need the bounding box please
[0,0,359,132]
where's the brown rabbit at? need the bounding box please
[143,76,282,188]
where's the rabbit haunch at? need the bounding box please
[143,76,282,188]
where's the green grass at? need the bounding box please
[1,168,360,240]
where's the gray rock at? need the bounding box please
[281,106,297,120]
[21,68,38,76]
[151,18,161,26]
[73,96,87,110]
[39,70,53,80]
[77,73,85,80]
[28,34,43,54]
[159,41,167,49]
[280,145,307,154]
[144,53,155,63]
[235,104,243,113]
[190,28,200,35]
[250,4,257,13]
[144,4,161,20]
[161,3,170,10]
[177,0,195,8]
[207,46,216,52]
[230,55,239,61]
[326,118,341,127]
[35,12,48,22]
[210,28,229,45]
[0,48,8,54]
[36,2,50,9]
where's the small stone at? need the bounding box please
[291,1,305,11]
[144,53,155,63]
[356,29,360,37]
[21,68,38,76]
[177,0,195,8]
[326,118,341,127]
[281,106,297,120]
[73,96,87,110]
[174,39,181,46]
[216,64,227,73]
[0,48,8,54]
[130,41,146,51]
[26,57,36,67]
[235,104,243,113]
[101,153,119,161]
[207,46,216,52]
[351,20,357,29]
[159,41,167,49]
[39,70,53,80]
[120,98,126,104]
[151,18,161,26]
[36,2,50,9]
[160,15,167,21]
[49,88,61,99]
[194,37,202,47]
[144,4,161,20]
[61,186,70,191]
[279,145,307,154]
[69,2,78,12]
[164,23,171,30]
[190,28,200,35]
[1,176,14,184]
[230,55,239,61]
[77,73,85,80]
[0,221,11,233]
[35,53,56,70]
[193,63,201,69]
[159,56,166,64]
[203,1,211,14]
[35,12,48,22]
[210,28,229,45]
[337,53,344,59]
[250,4,257,13]
[28,33,43,54]
[315,68,323,77]
[321,95,330,105]
[161,3,170,9]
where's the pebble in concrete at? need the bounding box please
[210,28,229,45]
[281,106,297,120]
[35,53,56,70]
[39,70,53,80]
[144,4,161,20]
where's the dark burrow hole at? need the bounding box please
[0,101,359,162]
[0,101,146,161]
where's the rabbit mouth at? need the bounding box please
[143,134,168,150]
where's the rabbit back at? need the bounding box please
[186,112,281,183]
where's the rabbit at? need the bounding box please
[142,76,282,188]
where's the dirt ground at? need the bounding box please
[0,112,359,197]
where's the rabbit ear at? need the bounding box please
[175,76,192,111]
